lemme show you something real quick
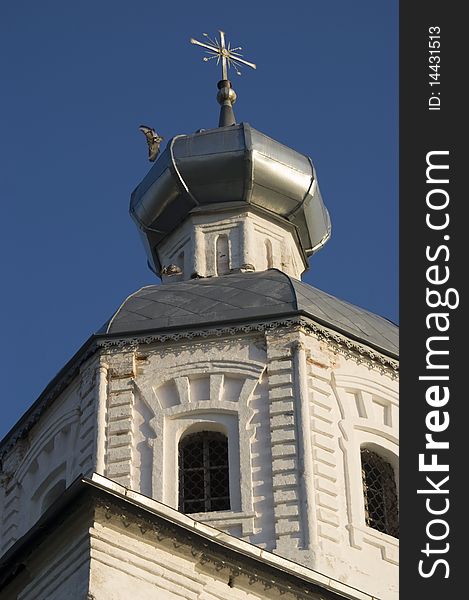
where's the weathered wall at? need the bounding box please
[304,331,398,599]
[1,319,398,599]
[0,353,101,555]
[102,335,275,547]
[0,484,367,600]
[89,502,330,600]
[157,209,307,282]
[98,324,398,599]
[0,503,91,600]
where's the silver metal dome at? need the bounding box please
[130,123,331,274]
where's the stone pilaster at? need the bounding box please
[306,355,341,546]
[265,330,306,556]
[79,361,98,475]
[105,350,137,488]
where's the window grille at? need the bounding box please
[361,448,399,538]
[178,431,230,513]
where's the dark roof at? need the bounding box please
[0,270,397,454]
[100,270,398,358]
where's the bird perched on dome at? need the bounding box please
[161,264,182,276]
[139,125,163,162]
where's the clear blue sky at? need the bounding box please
[0,1,397,439]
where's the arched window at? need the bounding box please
[265,239,273,269]
[178,431,230,513]
[216,235,230,275]
[361,448,399,538]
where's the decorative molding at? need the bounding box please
[93,497,326,600]
[193,510,256,536]
[105,355,136,488]
[347,524,399,566]
[98,316,398,376]
[332,374,399,566]
[135,360,264,535]
[15,410,79,484]
[332,373,398,405]
[0,315,397,460]
[265,332,304,552]
[306,359,341,546]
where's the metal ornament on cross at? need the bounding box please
[190,31,256,127]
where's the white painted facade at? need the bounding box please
[0,475,379,600]
[0,123,397,599]
[0,374,94,554]
[157,207,307,282]
[0,313,398,599]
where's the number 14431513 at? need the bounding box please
[428,26,441,111]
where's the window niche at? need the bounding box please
[264,238,273,269]
[215,234,230,275]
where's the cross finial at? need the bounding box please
[190,31,256,80]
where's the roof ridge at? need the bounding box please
[293,278,398,327]
[267,268,300,311]
[105,285,157,334]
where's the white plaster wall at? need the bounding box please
[248,373,276,550]
[89,514,314,600]
[0,354,101,556]
[0,512,90,599]
[302,334,399,600]
[125,335,274,544]
[1,323,398,600]
[0,486,369,600]
[156,208,307,281]
[100,327,398,600]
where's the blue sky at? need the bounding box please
[0,1,397,439]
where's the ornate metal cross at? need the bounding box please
[190,31,256,80]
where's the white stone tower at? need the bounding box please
[0,31,398,600]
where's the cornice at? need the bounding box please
[94,495,338,600]
[98,316,398,377]
[0,315,398,459]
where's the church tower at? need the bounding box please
[0,32,398,600]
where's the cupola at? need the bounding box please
[130,31,331,282]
